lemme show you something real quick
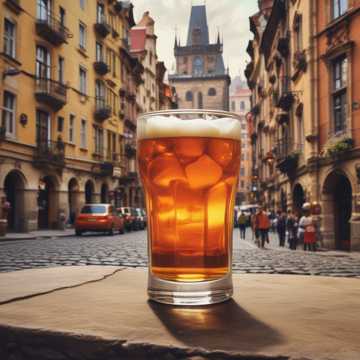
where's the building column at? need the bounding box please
[24,189,39,232]
[320,193,335,249]
[350,193,360,251]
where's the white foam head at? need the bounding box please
[137,116,242,140]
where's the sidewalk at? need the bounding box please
[0,229,75,242]
[0,267,359,360]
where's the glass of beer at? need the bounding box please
[137,110,241,305]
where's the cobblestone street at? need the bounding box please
[0,229,360,277]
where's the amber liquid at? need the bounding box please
[138,137,241,282]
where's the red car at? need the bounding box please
[75,204,125,236]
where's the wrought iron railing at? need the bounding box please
[35,78,67,102]
[35,140,65,164]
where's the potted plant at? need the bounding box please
[327,138,354,159]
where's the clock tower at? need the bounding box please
[169,4,230,110]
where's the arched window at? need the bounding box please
[198,92,203,109]
[208,88,216,96]
[185,91,193,102]
[193,56,203,76]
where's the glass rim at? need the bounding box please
[137,109,243,121]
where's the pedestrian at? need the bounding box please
[299,203,316,251]
[251,210,260,246]
[238,212,247,240]
[276,210,287,247]
[256,207,271,249]
[286,209,298,250]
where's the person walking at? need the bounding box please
[251,210,260,246]
[276,210,287,247]
[256,208,271,249]
[286,209,298,250]
[238,212,247,240]
[299,204,316,251]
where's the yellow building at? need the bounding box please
[246,0,315,214]
[0,0,142,231]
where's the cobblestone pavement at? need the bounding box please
[0,229,360,277]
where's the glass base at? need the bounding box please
[148,272,233,306]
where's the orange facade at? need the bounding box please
[317,2,360,149]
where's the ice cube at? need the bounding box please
[208,139,234,167]
[175,138,206,158]
[174,182,205,252]
[206,181,228,253]
[149,153,186,187]
[185,155,223,190]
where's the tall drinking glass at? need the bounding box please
[137,110,241,305]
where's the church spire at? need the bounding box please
[186,4,209,46]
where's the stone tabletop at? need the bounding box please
[0,267,359,360]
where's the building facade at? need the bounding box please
[230,77,252,204]
[0,0,143,231]
[169,4,230,110]
[246,0,360,251]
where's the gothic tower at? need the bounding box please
[169,4,230,110]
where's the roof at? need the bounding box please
[130,27,146,53]
[186,5,209,46]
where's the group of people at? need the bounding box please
[237,203,320,251]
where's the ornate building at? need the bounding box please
[0,0,144,231]
[230,77,252,204]
[246,0,360,251]
[169,4,230,110]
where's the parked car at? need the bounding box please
[118,207,139,231]
[75,204,125,236]
[135,208,147,229]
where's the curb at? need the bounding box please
[0,233,75,242]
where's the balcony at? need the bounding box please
[93,60,110,75]
[33,140,65,168]
[119,171,138,185]
[277,35,290,58]
[94,17,111,38]
[35,78,67,111]
[100,162,114,177]
[277,76,294,111]
[36,12,69,46]
[5,0,22,14]
[125,144,136,158]
[94,97,112,122]
[276,138,301,176]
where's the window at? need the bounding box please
[241,123,246,130]
[241,181,245,189]
[36,45,50,79]
[96,42,103,61]
[294,14,303,51]
[332,55,348,133]
[231,101,235,111]
[94,126,104,154]
[208,88,216,96]
[149,51,153,65]
[69,114,75,143]
[185,91,193,102]
[59,6,65,26]
[241,154,245,161]
[58,57,64,84]
[97,3,105,23]
[332,0,348,20]
[193,56,204,76]
[79,22,86,50]
[240,168,245,176]
[37,0,50,21]
[80,0,85,10]
[240,101,245,110]
[80,119,87,148]
[2,91,16,136]
[3,19,16,58]
[198,92,203,109]
[79,67,87,95]
[57,116,64,132]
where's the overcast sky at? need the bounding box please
[132,0,258,81]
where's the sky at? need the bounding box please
[132,0,259,81]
